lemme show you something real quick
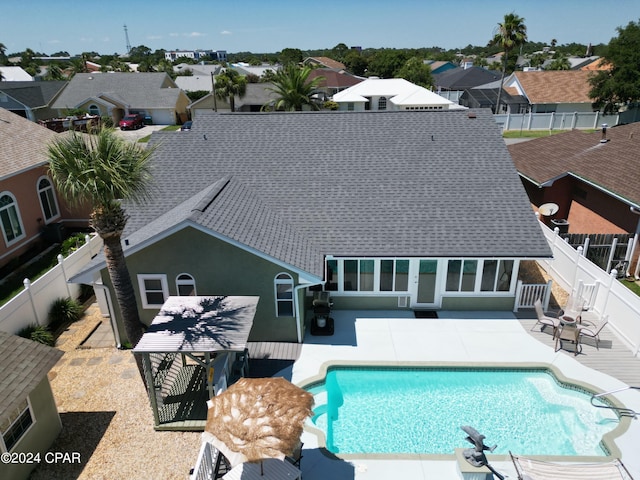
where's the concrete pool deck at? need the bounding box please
[290,310,640,480]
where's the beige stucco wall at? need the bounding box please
[0,378,62,480]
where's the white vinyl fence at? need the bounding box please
[538,224,640,357]
[0,234,102,334]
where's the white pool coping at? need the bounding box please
[290,310,640,480]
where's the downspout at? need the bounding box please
[91,281,122,349]
[294,281,324,343]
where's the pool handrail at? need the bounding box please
[591,386,640,418]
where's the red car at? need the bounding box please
[119,114,144,130]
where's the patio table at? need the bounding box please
[222,458,301,480]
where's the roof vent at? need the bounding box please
[467,112,477,119]
[600,123,609,143]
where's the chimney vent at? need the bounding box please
[600,123,609,143]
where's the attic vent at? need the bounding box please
[193,177,231,213]
[600,123,609,143]
[467,112,477,119]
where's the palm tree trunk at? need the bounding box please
[102,234,147,382]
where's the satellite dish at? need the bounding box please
[538,203,559,216]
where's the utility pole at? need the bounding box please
[211,72,217,112]
[123,24,132,54]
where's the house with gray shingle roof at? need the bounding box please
[0,108,90,269]
[51,72,190,125]
[0,81,67,122]
[71,109,551,343]
[0,331,63,480]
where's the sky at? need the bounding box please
[2,0,639,56]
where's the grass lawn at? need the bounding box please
[137,125,180,143]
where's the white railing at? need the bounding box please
[537,223,640,357]
[0,234,102,334]
[514,280,552,312]
[190,442,219,480]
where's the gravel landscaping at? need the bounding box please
[29,304,201,480]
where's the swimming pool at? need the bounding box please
[305,366,620,456]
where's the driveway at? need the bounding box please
[113,124,167,143]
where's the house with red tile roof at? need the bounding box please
[303,56,346,70]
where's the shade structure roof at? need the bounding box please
[133,296,258,353]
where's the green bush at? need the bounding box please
[60,233,87,257]
[18,324,55,346]
[49,297,83,331]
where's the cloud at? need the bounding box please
[147,35,163,40]
[169,33,180,37]
[185,32,206,37]
[48,40,61,45]
[220,30,232,35]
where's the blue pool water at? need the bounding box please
[307,367,619,456]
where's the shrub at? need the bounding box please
[18,324,55,346]
[49,297,83,331]
[59,233,87,257]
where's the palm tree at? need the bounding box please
[214,69,247,112]
[489,12,527,113]
[264,65,324,111]
[47,128,155,379]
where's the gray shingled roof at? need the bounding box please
[51,72,183,110]
[0,331,63,425]
[129,109,550,264]
[0,81,67,108]
[72,110,551,283]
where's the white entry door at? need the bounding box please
[410,259,441,308]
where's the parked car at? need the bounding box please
[180,121,192,131]
[119,114,144,130]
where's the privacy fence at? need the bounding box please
[0,234,102,334]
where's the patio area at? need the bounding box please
[283,310,640,480]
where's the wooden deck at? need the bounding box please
[518,316,640,387]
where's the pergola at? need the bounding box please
[133,295,258,430]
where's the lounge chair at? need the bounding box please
[532,299,561,338]
[577,315,609,350]
[510,452,634,479]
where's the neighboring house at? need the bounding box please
[580,57,612,71]
[433,66,501,92]
[165,50,227,63]
[508,123,640,235]
[0,81,67,121]
[230,63,278,79]
[503,70,596,113]
[50,72,190,125]
[307,68,363,99]
[303,56,346,70]
[188,82,277,115]
[459,80,529,113]
[0,331,63,480]
[425,60,458,75]
[0,66,33,82]
[332,78,467,111]
[71,109,551,344]
[0,108,90,269]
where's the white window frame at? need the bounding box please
[1,398,35,453]
[175,273,197,296]
[0,192,25,246]
[274,273,295,318]
[137,274,169,309]
[445,258,516,294]
[37,176,60,224]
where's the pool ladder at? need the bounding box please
[591,386,640,418]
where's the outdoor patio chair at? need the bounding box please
[532,299,561,338]
[510,452,634,479]
[577,315,609,350]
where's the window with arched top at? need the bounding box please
[378,97,387,110]
[176,273,196,296]
[37,177,60,223]
[88,104,100,116]
[0,192,25,246]
[274,273,294,317]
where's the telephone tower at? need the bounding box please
[123,24,132,54]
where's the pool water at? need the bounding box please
[307,367,619,456]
